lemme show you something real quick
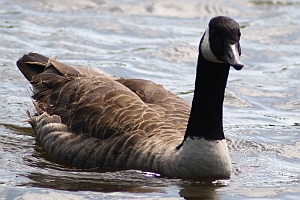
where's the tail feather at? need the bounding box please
[16,52,82,82]
[16,52,49,81]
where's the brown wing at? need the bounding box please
[116,78,190,132]
[17,52,190,169]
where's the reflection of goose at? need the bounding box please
[17,16,243,180]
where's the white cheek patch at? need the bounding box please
[200,27,224,64]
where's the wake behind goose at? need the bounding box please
[17,16,243,180]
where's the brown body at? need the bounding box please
[18,53,190,171]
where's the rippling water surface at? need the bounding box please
[1,0,300,199]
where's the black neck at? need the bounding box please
[183,52,230,142]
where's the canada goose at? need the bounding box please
[17,16,243,180]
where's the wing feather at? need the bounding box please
[17,52,189,170]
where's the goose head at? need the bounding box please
[200,16,243,70]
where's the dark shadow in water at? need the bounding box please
[179,182,224,200]
[1,123,35,136]
[21,170,224,199]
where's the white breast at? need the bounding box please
[162,137,231,179]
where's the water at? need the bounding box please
[1,0,300,199]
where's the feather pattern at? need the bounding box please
[20,53,189,169]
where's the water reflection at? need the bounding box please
[179,183,223,200]
[23,171,225,199]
